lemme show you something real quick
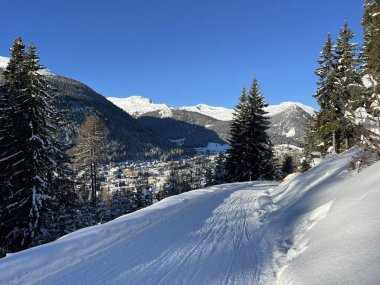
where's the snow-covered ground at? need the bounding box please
[1,148,379,285]
[194,142,230,154]
[106,95,315,121]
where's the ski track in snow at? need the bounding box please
[9,183,277,285]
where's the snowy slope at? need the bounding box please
[0,55,54,75]
[107,96,171,117]
[260,149,380,284]
[178,104,234,121]
[1,148,378,285]
[107,96,315,120]
[264,101,315,117]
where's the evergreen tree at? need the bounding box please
[281,155,294,178]
[0,39,74,253]
[313,33,340,153]
[213,153,227,184]
[362,0,380,92]
[312,23,362,154]
[225,87,248,180]
[334,21,362,150]
[303,115,320,156]
[226,78,277,181]
[300,159,311,173]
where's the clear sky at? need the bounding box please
[0,0,364,109]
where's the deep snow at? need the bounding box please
[0,148,379,285]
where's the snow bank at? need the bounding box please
[259,148,380,284]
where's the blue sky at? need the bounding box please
[0,0,364,109]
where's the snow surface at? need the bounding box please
[107,96,171,117]
[178,104,234,121]
[0,55,54,76]
[107,96,315,121]
[264,101,315,117]
[194,142,230,154]
[1,148,379,285]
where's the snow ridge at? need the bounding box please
[107,96,315,121]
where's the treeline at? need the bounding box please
[304,1,380,158]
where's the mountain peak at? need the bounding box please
[107,96,171,117]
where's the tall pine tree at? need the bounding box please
[226,78,277,181]
[0,38,74,254]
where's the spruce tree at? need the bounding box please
[313,33,340,153]
[281,155,294,178]
[226,78,277,181]
[225,87,248,180]
[334,21,361,150]
[0,39,74,253]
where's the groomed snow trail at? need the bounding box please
[0,182,277,285]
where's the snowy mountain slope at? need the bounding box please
[107,96,171,117]
[269,105,312,141]
[106,95,315,120]
[177,104,234,121]
[265,101,315,117]
[1,148,376,284]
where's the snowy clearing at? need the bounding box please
[1,148,380,285]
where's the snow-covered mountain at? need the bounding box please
[107,95,315,120]
[177,104,234,121]
[1,148,379,284]
[108,96,315,146]
[108,96,172,118]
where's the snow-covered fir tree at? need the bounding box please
[281,155,295,178]
[225,78,277,181]
[310,23,363,154]
[0,38,74,254]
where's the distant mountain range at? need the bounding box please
[108,96,315,147]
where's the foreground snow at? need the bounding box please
[0,182,278,284]
[1,148,379,284]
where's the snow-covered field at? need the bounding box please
[0,148,379,285]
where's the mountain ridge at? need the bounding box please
[107,95,316,121]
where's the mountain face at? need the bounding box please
[0,57,179,161]
[138,110,230,148]
[269,105,312,143]
[109,96,314,147]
